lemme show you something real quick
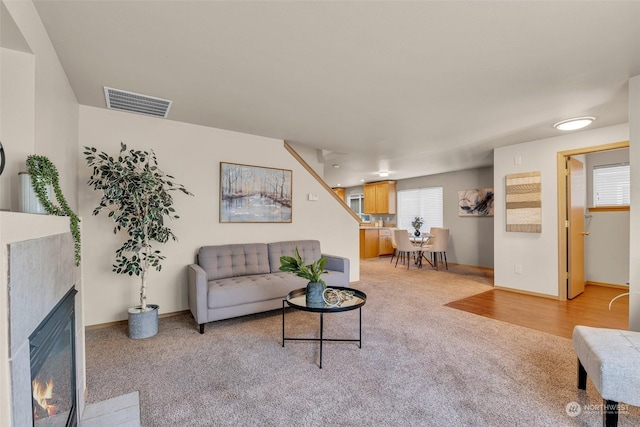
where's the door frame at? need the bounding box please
[556,140,629,301]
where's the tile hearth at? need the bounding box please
[80,392,140,427]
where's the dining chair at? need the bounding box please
[389,228,402,264]
[422,227,449,270]
[393,229,424,269]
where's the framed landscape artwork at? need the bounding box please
[458,188,494,216]
[220,162,292,223]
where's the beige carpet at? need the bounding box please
[85,258,639,426]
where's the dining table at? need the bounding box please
[409,233,432,244]
[408,233,434,268]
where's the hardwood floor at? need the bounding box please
[445,284,629,339]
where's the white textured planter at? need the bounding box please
[128,304,159,339]
[18,172,50,214]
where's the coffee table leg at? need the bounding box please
[282,300,285,347]
[359,306,362,348]
[319,312,324,369]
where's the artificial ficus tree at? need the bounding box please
[84,143,193,311]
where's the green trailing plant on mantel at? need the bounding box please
[26,155,81,266]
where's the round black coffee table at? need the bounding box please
[282,286,366,368]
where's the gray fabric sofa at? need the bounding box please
[187,240,350,333]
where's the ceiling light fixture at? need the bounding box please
[379,171,389,177]
[553,117,595,131]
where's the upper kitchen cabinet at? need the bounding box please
[332,187,346,202]
[363,181,397,214]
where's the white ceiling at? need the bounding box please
[31,1,640,188]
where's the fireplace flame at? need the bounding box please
[32,378,57,419]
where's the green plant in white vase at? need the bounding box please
[84,143,192,338]
[280,247,327,306]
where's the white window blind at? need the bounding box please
[593,163,630,206]
[397,186,443,231]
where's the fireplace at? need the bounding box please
[29,288,77,427]
[4,221,84,427]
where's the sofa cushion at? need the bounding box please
[267,240,323,273]
[207,272,307,308]
[198,243,270,281]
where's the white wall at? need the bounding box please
[0,2,81,425]
[494,124,629,297]
[629,75,640,331]
[286,141,325,177]
[1,0,79,212]
[78,106,360,326]
[584,149,630,286]
[584,210,630,285]
[0,47,35,211]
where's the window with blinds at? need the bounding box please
[397,186,444,231]
[593,163,630,206]
[347,193,370,221]
[348,193,364,214]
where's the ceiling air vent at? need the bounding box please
[104,87,172,118]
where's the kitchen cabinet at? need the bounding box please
[378,229,394,255]
[360,229,379,259]
[332,187,346,202]
[363,181,397,214]
[360,228,394,258]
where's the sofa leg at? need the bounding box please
[604,399,618,427]
[577,358,587,390]
[199,324,205,334]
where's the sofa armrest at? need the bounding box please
[187,264,208,326]
[322,253,349,274]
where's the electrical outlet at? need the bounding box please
[514,265,522,274]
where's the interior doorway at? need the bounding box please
[556,140,629,301]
